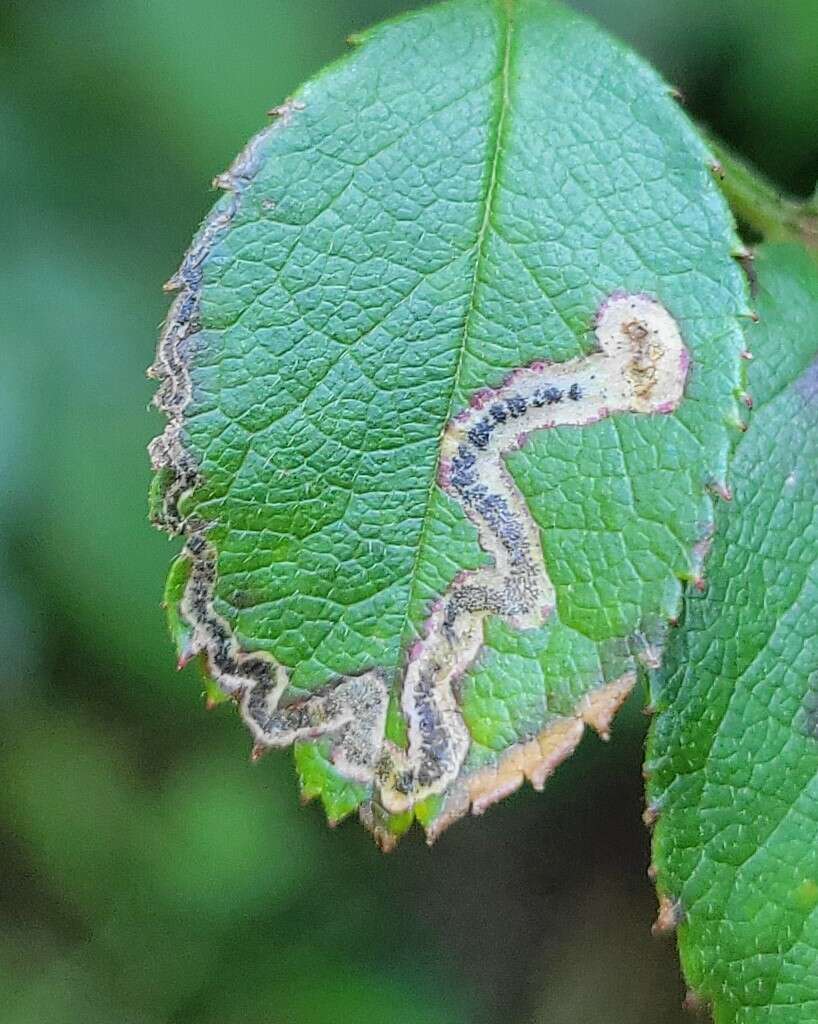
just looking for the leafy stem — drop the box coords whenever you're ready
[706,131,818,255]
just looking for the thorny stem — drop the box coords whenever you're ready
[705,131,818,256]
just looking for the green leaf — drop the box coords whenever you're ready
[150,0,749,844]
[646,243,818,1021]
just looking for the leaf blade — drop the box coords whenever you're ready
[151,0,748,841]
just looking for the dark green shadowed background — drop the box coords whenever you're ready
[2,2,817,1022]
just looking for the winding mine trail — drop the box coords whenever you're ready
[179,293,689,816]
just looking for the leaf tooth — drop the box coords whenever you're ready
[737,308,760,323]
[212,172,234,191]
[651,895,684,937]
[579,674,635,741]
[682,990,709,1016]
[266,98,306,119]
[724,413,749,433]
[642,801,662,828]
[358,801,408,852]
[636,643,662,671]
[176,639,199,671]
[368,822,398,854]
[423,789,469,846]
[732,246,759,296]
[707,479,733,502]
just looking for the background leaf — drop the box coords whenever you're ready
[647,243,818,1022]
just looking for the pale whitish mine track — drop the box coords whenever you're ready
[153,284,689,821]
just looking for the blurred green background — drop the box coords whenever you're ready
[2,2,816,1022]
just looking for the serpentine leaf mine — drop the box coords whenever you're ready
[163,295,688,818]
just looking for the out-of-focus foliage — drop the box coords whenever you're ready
[1,2,816,1023]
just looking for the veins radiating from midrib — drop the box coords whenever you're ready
[394,2,515,664]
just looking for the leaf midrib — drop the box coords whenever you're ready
[395,0,515,662]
